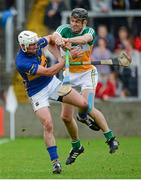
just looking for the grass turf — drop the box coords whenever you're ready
[0,137,141,179]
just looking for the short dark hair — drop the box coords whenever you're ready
[71,8,88,21]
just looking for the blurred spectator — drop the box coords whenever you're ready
[134,28,141,52]
[90,0,110,12]
[96,72,117,100]
[91,37,112,75]
[118,39,140,97]
[44,0,67,33]
[111,0,130,9]
[91,37,119,100]
[114,26,130,53]
[70,0,91,10]
[130,0,141,36]
[129,0,141,9]
[110,0,130,36]
[5,0,15,9]
[0,0,15,10]
[95,25,115,51]
[91,0,111,31]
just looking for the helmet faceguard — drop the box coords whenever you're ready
[71,8,88,21]
[18,30,39,52]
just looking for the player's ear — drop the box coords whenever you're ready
[83,20,87,26]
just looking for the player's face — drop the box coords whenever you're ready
[27,43,38,54]
[70,17,84,33]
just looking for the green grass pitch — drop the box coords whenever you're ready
[0,137,141,179]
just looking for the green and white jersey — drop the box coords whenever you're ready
[55,24,96,73]
[56,24,95,45]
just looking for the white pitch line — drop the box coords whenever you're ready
[0,139,10,145]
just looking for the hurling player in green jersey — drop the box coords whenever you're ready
[53,8,119,165]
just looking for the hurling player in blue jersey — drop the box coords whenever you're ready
[16,30,89,174]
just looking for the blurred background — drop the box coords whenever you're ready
[0,0,141,140]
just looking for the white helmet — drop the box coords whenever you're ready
[18,30,39,52]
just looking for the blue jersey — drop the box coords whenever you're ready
[16,38,53,97]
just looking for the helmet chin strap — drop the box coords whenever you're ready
[23,47,27,52]
[21,45,27,52]
[21,44,38,53]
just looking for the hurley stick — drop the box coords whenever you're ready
[70,52,132,67]
[58,49,72,96]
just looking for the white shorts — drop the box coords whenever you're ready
[68,69,98,92]
[29,76,62,112]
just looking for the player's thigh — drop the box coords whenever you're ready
[62,88,88,109]
[35,107,53,126]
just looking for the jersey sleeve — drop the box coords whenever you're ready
[17,59,38,75]
[37,38,48,48]
[55,24,69,36]
[87,28,96,42]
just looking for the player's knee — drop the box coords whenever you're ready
[43,120,53,133]
[82,99,88,109]
[61,113,72,123]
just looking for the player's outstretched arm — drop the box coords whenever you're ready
[52,32,72,50]
[52,32,64,47]
[43,34,64,63]
[63,34,93,45]
[36,58,65,76]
